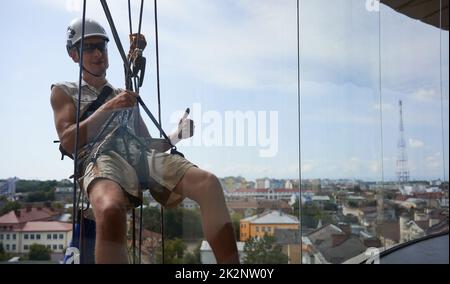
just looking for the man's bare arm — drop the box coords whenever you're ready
[50,86,137,154]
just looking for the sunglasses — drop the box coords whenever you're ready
[80,42,108,53]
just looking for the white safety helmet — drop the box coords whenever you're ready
[66,18,109,54]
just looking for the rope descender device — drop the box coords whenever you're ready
[127,33,147,89]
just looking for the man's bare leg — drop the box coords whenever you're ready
[174,167,239,264]
[89,178,129,264]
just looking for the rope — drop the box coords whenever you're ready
[127,0,138,264]
[296,0,302,264]
[72,0,87,256]
[100,0,132,76]
[128,0,146,264]
[439,0,446,183]
[154,0,165,263]
[128,0,133,35]
[154,0,162,133]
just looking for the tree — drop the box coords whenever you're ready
[0,243,7,261]
[243,235,288,264]
[231,212,243,240]
[28,244,51,261]
[143,206,203,239]
[163,208,203,239]
[347,200,358,208]
[294,202,333,228]
[16,180,58,193]
[342,214,359,224]
[0,201,21,216]
[180,209,203,240]
[156,238,187,264]
[183,242,201,264]
[142,206,162,233]
[25,190,55,202]
[323,202,338,211]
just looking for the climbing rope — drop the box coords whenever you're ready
[72,0,87,262]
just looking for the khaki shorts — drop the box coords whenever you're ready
[80,150,196,208]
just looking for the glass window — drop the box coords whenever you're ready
[300,0,382,264]
[0,0,446,266]
[155,0,298,264]
[380,0,447,248]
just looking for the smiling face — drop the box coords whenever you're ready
[69,36,109,77]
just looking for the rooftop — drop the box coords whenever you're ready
[0,207,59,224]
[20,221,72,232]
[241,210,299,224]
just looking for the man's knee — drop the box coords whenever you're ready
[203,171,221,189]
[96,202,127,222]
[89,179,127,223]
[197,171,225,202]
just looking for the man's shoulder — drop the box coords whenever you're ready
[51,81,78,92]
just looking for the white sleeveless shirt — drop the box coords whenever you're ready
[52,80,146,169]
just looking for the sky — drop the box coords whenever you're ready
[0,0,448,182]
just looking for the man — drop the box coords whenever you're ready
[51,18,239,264]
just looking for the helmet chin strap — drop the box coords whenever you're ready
[83,66,105,78]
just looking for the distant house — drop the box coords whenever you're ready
[378,210,448,248]
[0,206,60,230]
[273,228,301,264]
[305,224,368,264]
[378,221,401,248]
[180,198,199,210]
[239,210,299,242]
[0,206,70,256]
[54,187,73,202]
[227,198,292,217]
[0,221,72,255]
[200,240,245,264]
[226,188,299,201]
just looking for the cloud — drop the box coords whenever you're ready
[372,103,394,111]
[425,152,442,169]
[301,163,314,173]
[369,161,381,173]
[205,161,300,180]
[65,0,80,13]
[37,0,443,95]
[156,0,298,91]
[413,88,439,102]
[409,138,424,148]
